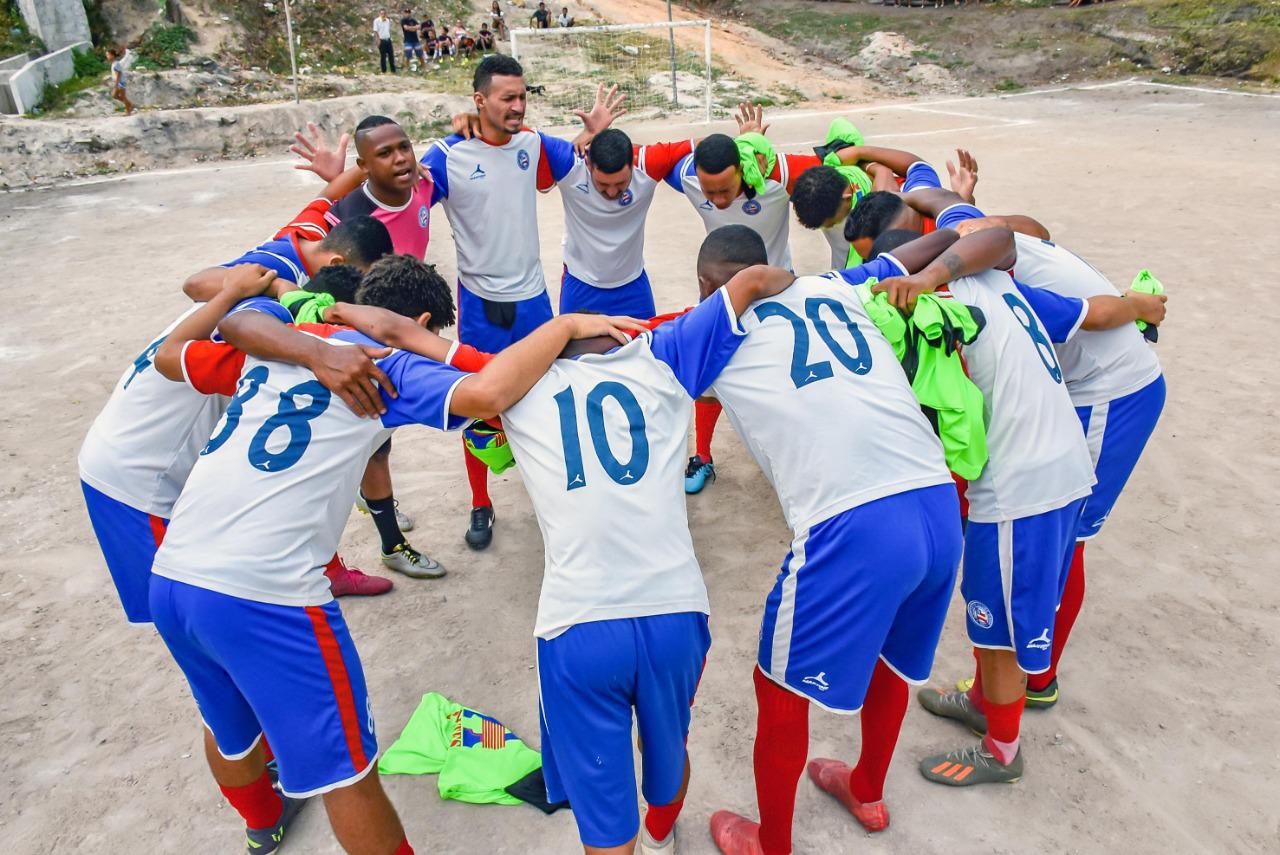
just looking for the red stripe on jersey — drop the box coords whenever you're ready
[306,607,370,773]
[182,341,247,396]
[643,307,693,330]
[149,514,168,547]
[779,154,821,196]
[296,322,348,339]
[449,343,493,372]
[273,198,334,242]
[536,141,555,192]
[639,140,693,181]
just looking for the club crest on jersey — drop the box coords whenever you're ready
[517,149,530,170]
[742,199,762,215]
[470,164,487,181]
[618,189,634,207]
[966,600,993,629]
[418,205,429,228]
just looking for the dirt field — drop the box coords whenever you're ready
[1,79,1278,853]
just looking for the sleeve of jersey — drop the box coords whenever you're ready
[421,137,457,204]
[902,161,943,192]
[447,342,494,373]
[219,248,306,286]
[648,286,747,398]
[221,296,293,326]
[836,255,908,287]
[180,341,246,396]
[273,198,333,241]
[663,154,694,193]
[1015,281,1087,344]
[379,351,472,431]
[935,203,986,231]
[780,154,822,195]
[640,140,694,181]
[295,322,347,339]
[538,132,577,190]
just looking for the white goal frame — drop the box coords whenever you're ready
[510,20,713,122]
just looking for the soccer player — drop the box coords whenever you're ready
[555,127,693,317]
[695,225,1014,854]
[148,257,637,855]
[422,54,624,549]
[663,103,822,494]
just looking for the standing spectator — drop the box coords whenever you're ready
[401,7,424,70]
[531,2,551,29]
[490,1,507,38]
[557,6,575,27]
[477,21,496,53]
[105,47,134,116]
[373,9,397,73]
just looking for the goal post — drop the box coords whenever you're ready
[510,20,713,123]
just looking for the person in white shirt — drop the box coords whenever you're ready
[557,6,574,27]
[373,10,397,73]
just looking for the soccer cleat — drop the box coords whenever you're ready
[354,493,415,532]
[325,559,394,597]
[920,742,1023,787]
[465,505,495,550]
[381,543,445,579]
[918,688,988,734]
[683,456,715,494]
[639,822,677,854]
[245,794,306,853]
[954,675,1060,709]
[807,758,890,833]
[709,811,765,855]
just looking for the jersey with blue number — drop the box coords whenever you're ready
[153,331,469,607]
[500,286,746,640]
[710,263,953,535]
[944,270,1096,523]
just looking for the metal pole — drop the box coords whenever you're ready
[704,20,711,123]
[283,0,300,104]
[667,0,678,108]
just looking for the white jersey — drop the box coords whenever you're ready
[666,152,821,272]
[1012,233,1162,406]
[78,305,228,518]
[710,266,954,534]
[153,331,468,606]
[943,269,1096,523]
[502,287,745,639]
[558,141,691,288]
[422,129,576,302]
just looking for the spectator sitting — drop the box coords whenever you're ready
[490,1,507,38]
[531,2,551,29]
[435,29,456,62]
[454,21,477,59]
[557,6,575,27]
[477,22,497,53]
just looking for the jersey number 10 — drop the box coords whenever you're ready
[553,381,649,491]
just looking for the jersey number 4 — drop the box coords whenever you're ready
[201,365,332,471]
[553,381,649,491]
[754,296,873,388]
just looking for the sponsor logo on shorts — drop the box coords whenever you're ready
[618,189,634,207]
[1026,628,1052,651]
[967,600,994,629]
[517,149,530,170]
[470,164,487,181]
[418,205,429,228]
[742,199,762,215]
[802,672,830,692]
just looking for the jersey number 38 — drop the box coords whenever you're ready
[201,365,332,472]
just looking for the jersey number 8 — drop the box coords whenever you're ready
[201,365,332,471]
[1001,292,1063,383]
[754,296,873,389]
[553,381,649,491]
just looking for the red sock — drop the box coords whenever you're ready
[644,797,684,843]
[753,667,809,855]
[1029,542,1085,692]
[848,660,908,804]
[463,437,491,508]
[219,770,282,830]
[393,838,414,855]
[967,648,985,713]
[694,400,721,462]
[982,695,1025,766]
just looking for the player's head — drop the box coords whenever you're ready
[844,191,922,261]
[356,255,456,332]
[302,263,363,304]
[696,224,768,299]
[106,46,119,61]
[693,134,743,210]
[354,115,416,195]
[791,165,856,230]
[317,215,394,271]
[473,54,525,134]
[868,228,924,261]
[586,129,633,200]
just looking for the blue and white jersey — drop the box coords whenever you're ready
[422,129,575,301]
[221,233,312,287]
[710,259,953,534]
[943,270,1096,523]
[501,287,746,640]
[154,330,469,607]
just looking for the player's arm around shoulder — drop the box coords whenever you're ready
[155,265,278,383]
[718,265,798,317]
[871,227,1016,311]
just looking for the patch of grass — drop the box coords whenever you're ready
[1,0,42,57]
[913,49,941,61]
[134,23,196,69]
[995,78,1025,91]
[27,47,108,116]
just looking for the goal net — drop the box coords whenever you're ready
[510,20,713,123]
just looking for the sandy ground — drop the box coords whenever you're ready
[1,79,1278,853]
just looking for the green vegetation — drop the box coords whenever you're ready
[1,0,42,58]
[134,22,196,69]
[27,47,108,116]
[995,78,1025,91]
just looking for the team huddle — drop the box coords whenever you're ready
[78,54,1169,855]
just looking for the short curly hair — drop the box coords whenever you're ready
[790,166,849,229]
[844,191,908,244]
[355,255,456,331]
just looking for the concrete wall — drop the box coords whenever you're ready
[0,54,33,72]
[16,0,92,52]
[0,41,89,114]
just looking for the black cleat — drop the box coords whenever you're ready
[245,794,306,853]
[465,505,495,550]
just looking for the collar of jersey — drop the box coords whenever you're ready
[361,180,415,213]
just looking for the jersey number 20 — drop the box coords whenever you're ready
[201,365,332,471]
[553,381,649,491]
[754,296,873,388]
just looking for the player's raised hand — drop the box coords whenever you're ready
[291,122,351,183]
[221,263,277,300]
[871,273,935,313]
[947,149,979,203]
[735,102,770,136]
[451,111,482,140]
[311,343,397,419]
[574,84,628,135]
[1124,289,1168,326]
[563,313,649,345]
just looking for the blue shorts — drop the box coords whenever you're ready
[537,613,710,848]
[1076,375,1165,540]
[962,498,1086,674]
[457,284,554,353]
[81,481,166,623]
[150,576,378,798]
[758,483,963,713]
[559,267,657,318]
